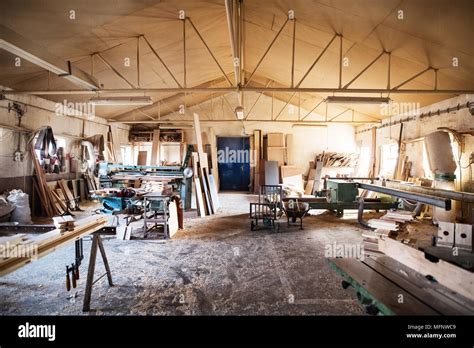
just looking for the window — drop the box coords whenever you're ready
[380,143,399,178]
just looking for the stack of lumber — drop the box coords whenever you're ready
[383,210,414,223]
[192,113,220,217]
[316,151,359,168]
[52,215,75,232]
[84,169,99,194]
[368,210,414,231]
[362,229,390,256]
[141,181,165,193]
[368,218,399,231]
[30,145,62,217]
[0,215,108,276]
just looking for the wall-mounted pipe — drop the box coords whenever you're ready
[357,182,451,210]
[384,180,474,203]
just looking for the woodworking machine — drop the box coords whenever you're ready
[283,179,399,218]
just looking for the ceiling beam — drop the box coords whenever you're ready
[3,87,471,95]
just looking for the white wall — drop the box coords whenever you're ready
[356,94,474,220]
[184,121,356,171]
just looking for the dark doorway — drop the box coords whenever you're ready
[217,137,251,191]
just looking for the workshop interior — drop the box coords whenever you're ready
[0,0,473,336]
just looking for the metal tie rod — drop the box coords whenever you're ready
[357,183,451,210]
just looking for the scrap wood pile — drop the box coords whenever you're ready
[316,152,359,168]
[32,164,79,217]
[0,215,108,276]
[364,210,414,255]
[83,169,99,194]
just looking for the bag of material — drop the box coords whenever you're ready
[7,189,32,224]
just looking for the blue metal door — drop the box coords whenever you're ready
[217,137,250,191]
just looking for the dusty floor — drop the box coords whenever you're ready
[0,192,373,315]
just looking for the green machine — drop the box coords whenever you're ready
[283,179,399,218]
[326,180,360,204]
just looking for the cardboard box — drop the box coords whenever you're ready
[267,133,285,147]
[267,147,285,166]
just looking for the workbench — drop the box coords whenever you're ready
[0,215,115,312]
[328,256,474,315]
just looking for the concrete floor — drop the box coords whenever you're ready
[0,192,368,315]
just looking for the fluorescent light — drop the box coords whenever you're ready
[292,123,328,128]
[325,96,391,104]
[90,96,153,106]
[235,106,244,120]
[0,38,98,91]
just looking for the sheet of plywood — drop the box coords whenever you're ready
[267,133,285,147]
[304,180,314,195]
[168,200,179,238]
[265,161,279,185]
[208,174,220,211]
[193,113,204,153]
[286,134,294,165]
[379,237,474,301]
[282,174,304,191]
[194,178,206,217]
[280,165,303,179]
[191,152,199,178]
[267,148,285,166]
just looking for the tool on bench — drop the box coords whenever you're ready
[65,239,83,291]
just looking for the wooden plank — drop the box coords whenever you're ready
[191,179,197,210]
[71,180,78,201]
[366,256,474,315]
[253,130,261,193]
[304,180,314,195]
[200,168,213,214]
[150,129,160,165]
[191,152,199,178]
[379,237,474,301]
[313,160,323,194]
[58,179,76,209]
[175,196,184,229]
[330,258,438,315]
[208,174,220,211]
[193,113,204,153]
[286,134,294,165]
[168,200,179,238]
[209,127,219,190]
[0,216,108,276]
[194,178,206,217]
